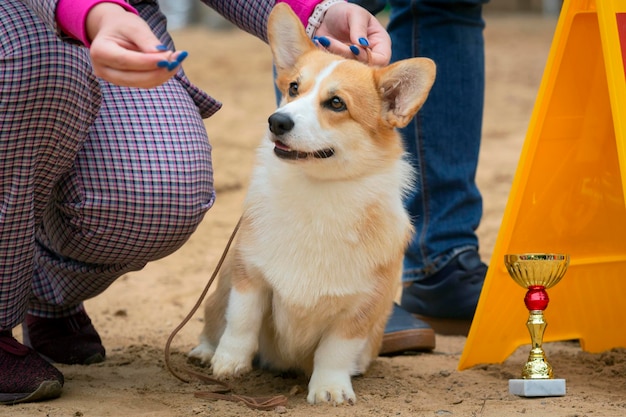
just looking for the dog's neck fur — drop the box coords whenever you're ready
[240,148,412,304]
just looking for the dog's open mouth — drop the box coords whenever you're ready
[273,141,335,160]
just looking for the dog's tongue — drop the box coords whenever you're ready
[274,141,291,151]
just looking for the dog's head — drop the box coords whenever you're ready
[266,3,435,181]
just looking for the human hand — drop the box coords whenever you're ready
[85,3,187,88]
[315,2,391,66]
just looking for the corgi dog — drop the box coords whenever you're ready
[188,3,435,406]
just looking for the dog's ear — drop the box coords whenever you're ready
[376,58,436,128]
[268,3,317,72]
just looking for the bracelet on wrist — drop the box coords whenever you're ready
[305,0,346,38]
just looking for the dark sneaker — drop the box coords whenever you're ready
[0,331,64,405]
[23,310,105,365]
[401,249,487,335]
[380,304,435,355]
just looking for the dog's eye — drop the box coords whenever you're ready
[325,96,346,112]
[288,82,299,97]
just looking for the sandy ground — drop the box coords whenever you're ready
[5,10,626,417]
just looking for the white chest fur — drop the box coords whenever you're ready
[240,142,413,307]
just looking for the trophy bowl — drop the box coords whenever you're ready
[505,253,569,290]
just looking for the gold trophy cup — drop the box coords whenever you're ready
[504,253,569,397]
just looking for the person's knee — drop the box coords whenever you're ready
[43,176,215,264]
[93,181,214,254]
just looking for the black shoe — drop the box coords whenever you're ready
[401,249,487,335]
[0,331,64,405]
[380,304,435,355]
[23,310,106,365]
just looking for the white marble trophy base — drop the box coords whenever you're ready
[509,379,566,397]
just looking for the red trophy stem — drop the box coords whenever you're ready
[524,285,549,311]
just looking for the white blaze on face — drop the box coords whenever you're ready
[275,61,342,153]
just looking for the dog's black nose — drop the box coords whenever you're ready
[268,113,294,135]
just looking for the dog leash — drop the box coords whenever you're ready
[163,216,289,411]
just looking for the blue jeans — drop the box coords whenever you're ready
[352,0,488,282]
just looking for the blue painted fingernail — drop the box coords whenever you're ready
[157,60,169,68]
[358,37,369,47]
[175,50,188,63]
[349,45,360,55]
[156,44,169,51]
[317,36,331,48]
[167,62,179,71]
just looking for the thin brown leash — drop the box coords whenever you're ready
[162,216,288,411]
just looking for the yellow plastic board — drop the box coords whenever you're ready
[459,0,626,371]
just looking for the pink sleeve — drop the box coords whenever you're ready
[274,0,321,28]
[56,0,138,47]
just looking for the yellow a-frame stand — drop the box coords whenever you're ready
[459,0,626,370]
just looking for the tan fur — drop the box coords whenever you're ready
[188,3,435,405]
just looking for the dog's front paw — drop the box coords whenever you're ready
[210,349,253,379]
[188,341,215,365]
[307,370,356,405]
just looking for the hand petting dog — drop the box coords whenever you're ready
[315,1,391,66]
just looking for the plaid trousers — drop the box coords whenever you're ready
[0,0,272,329]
